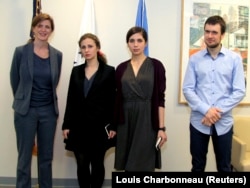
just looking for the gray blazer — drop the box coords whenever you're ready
[10,42,62,115]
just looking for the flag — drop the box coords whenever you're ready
[135,0,149,56]
[74,0,96,66]
[30,0,42,38]
[33,0,42,18]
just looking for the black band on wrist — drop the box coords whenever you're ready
[158,127,166,132]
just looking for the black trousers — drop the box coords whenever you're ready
[74,147,106,188]
[190,123,232,172]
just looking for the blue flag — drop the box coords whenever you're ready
[135,0,149,56]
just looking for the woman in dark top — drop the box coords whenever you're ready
[114,26,167,171]
[62,33,116,188]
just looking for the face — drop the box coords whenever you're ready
[127,33,147,55]
[32,20,52,42]
[80,38,99,60]
[204,23,224,48]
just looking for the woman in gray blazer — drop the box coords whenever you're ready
[10,13,62,188]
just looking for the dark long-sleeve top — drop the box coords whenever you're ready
[62,61,116,151]
[114,57,166,130]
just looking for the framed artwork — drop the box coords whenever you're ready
[179,0,250,105]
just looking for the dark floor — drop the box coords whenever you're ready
[0,186,111,188]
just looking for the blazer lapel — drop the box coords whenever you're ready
[27,43,34,80]
[49,45,58,88]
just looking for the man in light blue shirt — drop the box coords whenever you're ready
[182,15,245,172]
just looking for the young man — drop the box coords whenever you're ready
[182,15,246,172]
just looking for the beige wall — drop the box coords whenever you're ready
[1,0,249,181]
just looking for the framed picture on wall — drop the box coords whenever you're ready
[179,0,250,105]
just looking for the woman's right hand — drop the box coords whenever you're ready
[108,130,116,139]
[63,129,70,139]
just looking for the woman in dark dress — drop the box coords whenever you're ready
[62,33,116,188]
[114,26,167,171]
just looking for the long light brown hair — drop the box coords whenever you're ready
[78,33,107,64]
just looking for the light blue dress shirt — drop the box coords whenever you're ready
[182,46,246,135]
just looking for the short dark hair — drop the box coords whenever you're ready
[126,26,148,43]
[204,15,226,34]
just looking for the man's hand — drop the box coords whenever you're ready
[201,107,222,126]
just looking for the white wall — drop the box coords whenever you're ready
[1,0,250,181]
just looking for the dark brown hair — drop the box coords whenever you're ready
[204,15,226,34]
[126,26,148,43]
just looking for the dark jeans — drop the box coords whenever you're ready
[14,104,57,188]
[190,123,232,172]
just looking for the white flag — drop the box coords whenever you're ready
[74,0,96,66]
